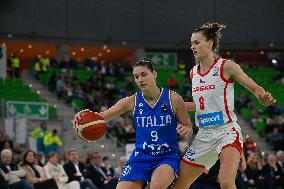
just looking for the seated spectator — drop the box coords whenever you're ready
[262,154,284,189]
[0,171,9,189]
[63,149,97,189]
[0,149,33,189]
[245,153,266,189]
[85,152,117,189]
[44,152,80,189]
[21,150,58,189]
[114,156,127,178]
[101,156,114,177]
[276,150,284,172]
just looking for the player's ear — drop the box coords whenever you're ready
[153,71,158,78]
[208,40,213,48]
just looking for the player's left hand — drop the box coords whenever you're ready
[176,124,193,136]
[258,91,276,106]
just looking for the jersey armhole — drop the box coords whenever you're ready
[168,90,176,116]
[189,68,194,80]
[132,92,137,116]
[220,60,234,83]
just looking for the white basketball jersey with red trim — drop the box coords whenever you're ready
[190,56,237,128]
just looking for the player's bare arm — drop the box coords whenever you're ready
[185,102,196,112]
[223,60,276,106]
[100,95,135,122]
[171,91,193,136]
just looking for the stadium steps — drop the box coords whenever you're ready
[236,113,273,153]
[22,71,125,166]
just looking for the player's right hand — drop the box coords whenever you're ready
[72,109,91,128]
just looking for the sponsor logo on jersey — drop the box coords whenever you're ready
[197,111,224,127]
[139,103,144,107]
[192,84,215,93]
[142,142,171,155]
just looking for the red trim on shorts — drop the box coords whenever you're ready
[182,159,205,168]
[220,60,234,83]
[221,127,243,155]
[197,56,221,77]
[224,82,232,122]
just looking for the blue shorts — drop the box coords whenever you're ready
[119,150,180,182]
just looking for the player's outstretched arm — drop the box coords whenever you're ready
[100,95,134,122]
[171,91,193,136]
[223,60,276,106]
[185,101,196,112]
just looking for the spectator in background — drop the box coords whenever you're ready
[276,150,284,172]
[85,152,117,189]
[0,131,13,152]
[44,152,80,189]
[63,149,97,189]
[114,156,127,178]
[36,152,46,167]
[40,56,50,73]
[101,156,115,178]
[243,136,256,155]
[262,154,284,189]
[21,150,58,189]
[245,153,265,189]
[56,74,66,100]
[0,171,9,189]
[10,52,21,78]
[31,121,50,154]
[167,73,179,90]
[0,149,33,189]
[43,129,63,155]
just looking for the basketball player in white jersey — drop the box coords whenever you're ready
[173,22,276,189]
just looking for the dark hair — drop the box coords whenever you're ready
[194,22,226,52]
[133,58,155,72]
[47,152,57,160]
[22,149,36,165]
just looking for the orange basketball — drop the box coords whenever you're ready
[75,111,107,142]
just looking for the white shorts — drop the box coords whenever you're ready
[182,122,243,170]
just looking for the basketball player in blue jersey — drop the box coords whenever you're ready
[73,58,193,189]
[173,22,276,189]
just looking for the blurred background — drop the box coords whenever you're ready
[0,0,283,189]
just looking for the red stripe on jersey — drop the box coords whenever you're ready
[220,127,243,155]
[197,56,221,77]
[224,82,232,122]
[220,60,234,83]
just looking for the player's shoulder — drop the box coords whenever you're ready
[169,90,183,103]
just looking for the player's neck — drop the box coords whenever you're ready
[199,53,216,72]
[143,86,161,102]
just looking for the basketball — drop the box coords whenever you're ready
[75,111,107,142]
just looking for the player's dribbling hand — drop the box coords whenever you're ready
[72,109,92,128]
[176,123,193,137]
[258,91,276,106]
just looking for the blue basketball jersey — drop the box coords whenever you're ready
[133,88,178,156]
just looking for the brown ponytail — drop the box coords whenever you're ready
[194,22,226,52]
